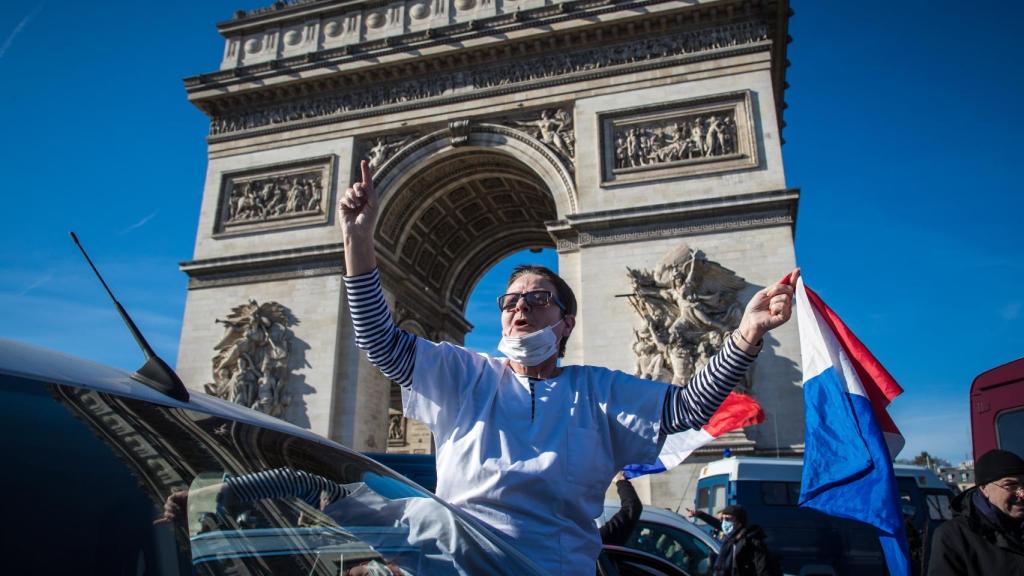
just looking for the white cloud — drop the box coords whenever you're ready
[16,272,53,296]
[0,3,43,61]
[119,210,159,235]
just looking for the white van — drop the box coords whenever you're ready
[695,457,954,576]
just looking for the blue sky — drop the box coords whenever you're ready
[1,1,1019,464]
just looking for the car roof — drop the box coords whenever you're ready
[0,338,357,456]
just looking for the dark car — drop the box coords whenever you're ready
[598,503,720,576]
[0,338,550,576]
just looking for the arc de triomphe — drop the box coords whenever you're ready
[177,0,800,509]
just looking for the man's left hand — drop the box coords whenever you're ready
[736,268,800,347]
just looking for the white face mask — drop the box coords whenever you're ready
[498,320,563,367]
[720,520,735,535]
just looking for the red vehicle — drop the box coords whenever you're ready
[970,356,1024,460]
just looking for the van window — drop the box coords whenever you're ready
[996,407,1024,457]
[712,485,726,514]
[697,488,710,509]
[925,492,953,520]
[761,482,801,506]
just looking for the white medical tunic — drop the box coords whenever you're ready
[403,339,668,576]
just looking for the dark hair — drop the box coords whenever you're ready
[506,264,577,357]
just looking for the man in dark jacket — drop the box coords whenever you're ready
[600,472,643,546]
[688,504,778,576]
[928,449,1024,575]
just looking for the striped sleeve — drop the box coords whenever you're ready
[344,268,417,388]
[660,335,758,435]
[223,468,350,507]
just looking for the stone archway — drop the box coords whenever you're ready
[372,133,568,454]
[373,125,572,332]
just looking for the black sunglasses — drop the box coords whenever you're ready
[497,290,565,312]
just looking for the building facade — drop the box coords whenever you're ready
[177,0,799,509]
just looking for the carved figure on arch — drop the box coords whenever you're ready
[612,111,739,170]
[225,173,323,224]
[626,244,747,387]
[366,138,400,171]
[361,133,418,173]
[388,409,408,446]
[205,300,294,418]
[511,108,576,164]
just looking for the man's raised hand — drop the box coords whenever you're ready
[340,160,381,276]
[735,267,800,349]
[339,160,378,239]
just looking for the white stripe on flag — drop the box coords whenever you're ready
[796,278,868,398]
[657,428,715,469]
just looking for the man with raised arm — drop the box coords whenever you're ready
[339,160,798,576]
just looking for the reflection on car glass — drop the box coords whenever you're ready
[628,522,713,576]
[36,383,541,575]
[176,467,516,575]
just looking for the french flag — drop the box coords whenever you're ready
[623,392,764,479]
[794,276,909,576]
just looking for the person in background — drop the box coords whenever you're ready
[927,449,1024,575]
[688,505,778,576]
[600,472,643,546]
[902,501,923,576]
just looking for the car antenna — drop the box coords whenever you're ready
[70,231,190,402]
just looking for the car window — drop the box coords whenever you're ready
[2,376,190,575]
[924,492,953,520]
[3,377,544,576]
[996,407,1024,457]
[626,520,714,576]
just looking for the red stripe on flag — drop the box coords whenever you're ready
[780,272,902,438]
[703,392,765,438]
[801,285,904,438]
[802,286,903,403]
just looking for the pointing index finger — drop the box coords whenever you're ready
[360,160,373,190]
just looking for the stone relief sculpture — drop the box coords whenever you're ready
[205,300,293,418]
[626,244,747,388]
[226,173,323,224]
[388,408,407,446]
[364,134,417,171]
[509,109,575,165]
[614,112,738,170]
[209,22,768,135]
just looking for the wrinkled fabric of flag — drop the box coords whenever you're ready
[795,275,909,576]
[624,391,764,479]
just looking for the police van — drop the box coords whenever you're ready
[694,457,954,576]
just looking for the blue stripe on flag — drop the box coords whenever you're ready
[800,366,908,576]
[622,460,666,480]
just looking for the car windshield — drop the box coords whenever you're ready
[2,375,545,576]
